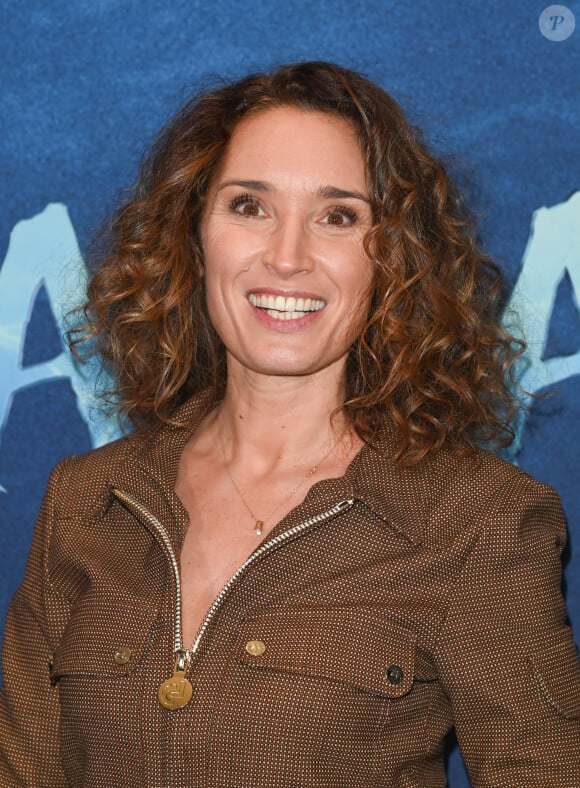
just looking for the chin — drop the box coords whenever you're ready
[249,360,318,377]
[241,350,345,379]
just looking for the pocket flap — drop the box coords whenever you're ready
[51,595,158,680]
[530,628,580,719]
[235,607,416,698]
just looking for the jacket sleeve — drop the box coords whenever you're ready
[0,459,73,787]
[435,473,580,787]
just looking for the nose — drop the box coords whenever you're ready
[262,215,313,277]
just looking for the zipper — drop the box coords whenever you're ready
[112,488,185,654]
[112,488,354,660]
[190,496,354,653]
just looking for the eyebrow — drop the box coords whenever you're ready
[217,179,269,193]
[217,179,370,203]
[317,185,370,204]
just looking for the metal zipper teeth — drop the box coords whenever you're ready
[190,497,355,654]
[111,488,184,654]
[112,488,354,657]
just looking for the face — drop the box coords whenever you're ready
[200,106,374,383]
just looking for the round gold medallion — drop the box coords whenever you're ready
[158,674,193,710]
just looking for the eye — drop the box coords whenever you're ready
[322,206,358,227]
[230,194,264,218]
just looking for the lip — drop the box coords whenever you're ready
[246,287,327,301]
[249,304,324,332]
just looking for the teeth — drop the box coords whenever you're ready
[265,309,310,320]
[248,293,325,316]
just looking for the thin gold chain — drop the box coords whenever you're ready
[217,429,337,536]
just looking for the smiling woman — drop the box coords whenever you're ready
[70,61,522,460]
[1,62,579,787]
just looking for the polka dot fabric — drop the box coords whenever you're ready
[1,393,579,786]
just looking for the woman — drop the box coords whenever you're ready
[1,61,578,786]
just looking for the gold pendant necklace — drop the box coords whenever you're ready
[218,429,337,536]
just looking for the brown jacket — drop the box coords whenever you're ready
[1,393,579,786]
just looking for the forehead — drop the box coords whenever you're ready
[217,106,367,188]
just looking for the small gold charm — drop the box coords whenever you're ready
[158,656,193,710]
[254,520,264,535]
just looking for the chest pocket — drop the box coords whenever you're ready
[234,607,417,698]
[50,594,159,682]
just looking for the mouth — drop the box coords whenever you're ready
[248,292,326,321]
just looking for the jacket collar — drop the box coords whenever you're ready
[110,391,216,545]
[110,391,437,547]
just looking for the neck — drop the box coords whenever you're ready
[211,358,353,472]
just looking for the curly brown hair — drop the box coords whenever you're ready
[70,60,523,463]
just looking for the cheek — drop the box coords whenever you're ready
[204,277,235,331]
[336,259,374,341]
[201,257,229,337]
[201,234,238,299]
[349,289,373,339]
[204,218,261,259]
[346,251,374,310]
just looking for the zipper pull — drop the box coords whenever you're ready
[158,650,193,710]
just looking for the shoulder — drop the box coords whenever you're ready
[424,444,560,508]
[428,447,565,549]
[46,391,214,520]
[66,429,148,475]
[47,429,152,518]
[366,443,564,549]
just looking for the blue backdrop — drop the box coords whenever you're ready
[1,2,579,784]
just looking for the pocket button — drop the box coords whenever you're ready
[245,640,267,656]
[114,646,132,665]
[386,664,404,685]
